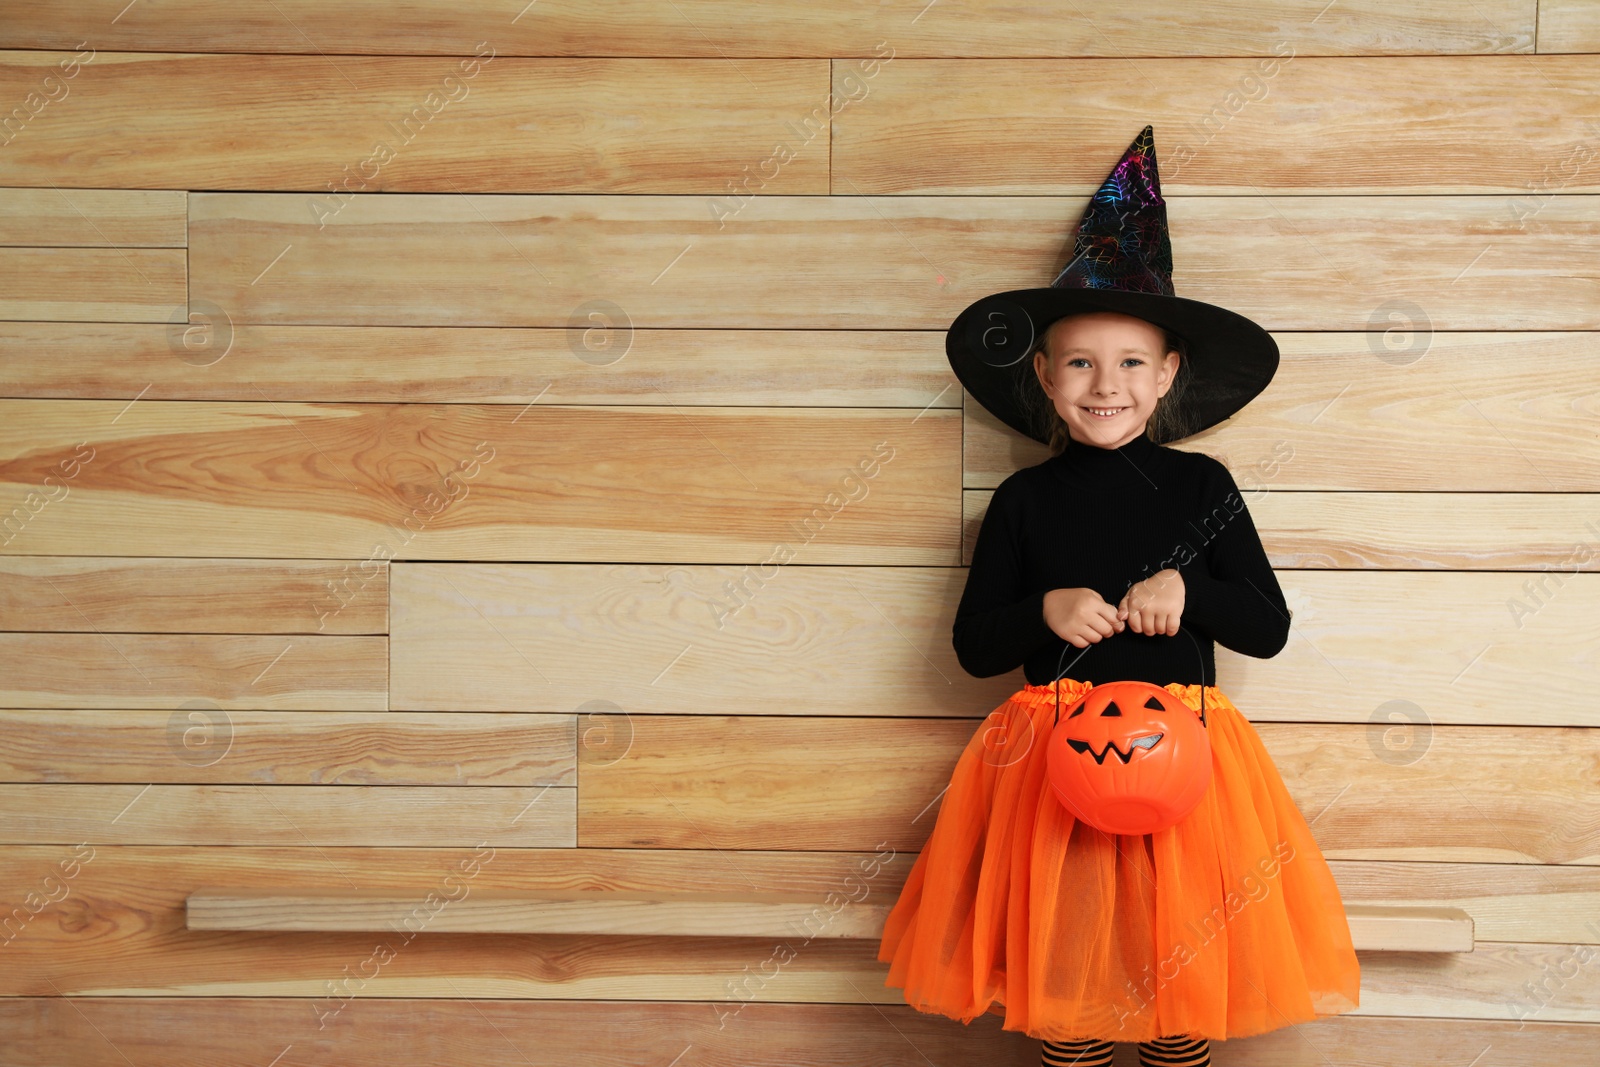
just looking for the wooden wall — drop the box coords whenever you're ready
[2,2,1599,1063]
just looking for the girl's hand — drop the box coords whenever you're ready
[1043,587,1126,649]
[1117,568,1185,636]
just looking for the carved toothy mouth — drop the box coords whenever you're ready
[1066,733,1163,765]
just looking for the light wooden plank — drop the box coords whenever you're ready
[1357,942,1600,1024]
[833,56,1600,194]
[0,711,575,785]
[0,844,912,999]
[961,331,1600,492]
[1257,721,1600,866]
[0,323,958,406]
[0,785,574,845]
[578,714,1600,862]
[1539,0,1600,52]
[0,1,1538,57]
[5,1002,1598,1067]
[1330,860,1600,945]
[1244,570,1600,728]
[189,193,1600,330]
[1196,491,1600,570]
[0,51,828,193]
[391,562,999,714]
[579,714,962,852]
[391,563,1600,727]
[0,557,387,634]
[0,401,956,561]
[0,247,185,321]
[185,888,895,939]
[964,489,1600,570]
[0,998,1048,1067]
[5,846,1596,1027]
[184,888,1470,951]
[0,633,387,710]
[0,188,186,246]
[1344,904,1473,952]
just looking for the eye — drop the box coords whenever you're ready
[1065,357,1145,368]
[1067,701,1085,719]
[1144,696,1166,711]
[1099,700,1122,717]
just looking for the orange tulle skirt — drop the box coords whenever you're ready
[877,677,1360,1043]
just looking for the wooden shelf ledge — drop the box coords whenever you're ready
[185,890,1473,951]
[1343,903,1474,952]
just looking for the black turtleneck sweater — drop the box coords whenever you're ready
[953,429,1291,687]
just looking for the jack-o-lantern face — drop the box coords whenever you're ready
[1061,687,1203,763]
[1047,680,1211,836]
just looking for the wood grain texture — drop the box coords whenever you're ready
[3,1004,1600,1067]
[1,847,1594,1022]
[832,56,1600,194]
[1357,942,1600,1024]
[0,188,186,246]
[0,52,829,193]
[1330,860,1600,945]
[389,563,1600,727]
[0,0,1537,56]
[0,998,1040,1067]
[576,713,1600,862]
[0,633,388,710]
[390,562,995,714]
[0,711,575,785]
[3,1003,1597,1067]
[0,557,387,634]
[1343,904,1473,952]
[183,888,1470,951]
[577,714,969,851]
[0,785,574,845]
[0,401,952,561]
[1538,0,1600,52]
[964,489,1600,571]
[0,247,185,321]
[188,193,1600,330]
[0,323,956,406]
[185,887,897,938]
[0,844,912,1000]
[960,332,1600,492]
[1245,570,1600,728]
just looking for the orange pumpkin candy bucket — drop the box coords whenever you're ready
[1046,678,1211,835]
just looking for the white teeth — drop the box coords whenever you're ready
[1085,407,1124,416]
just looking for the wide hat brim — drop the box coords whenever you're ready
[946,286,1279,446]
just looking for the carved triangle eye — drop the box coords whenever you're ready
[1144,696,1166,711]
[1067,701,1085,719]
[1100,700,1121,717]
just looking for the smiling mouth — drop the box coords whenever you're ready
[1066,733,1163,764]
[1082,406,1127,419]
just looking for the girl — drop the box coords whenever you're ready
[876,126,1361,1066]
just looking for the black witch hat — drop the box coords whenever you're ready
[945,125,1279,446]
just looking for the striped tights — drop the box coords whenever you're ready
[1042,1033,1210,1066]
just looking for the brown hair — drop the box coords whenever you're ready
[1026,316,1194,453]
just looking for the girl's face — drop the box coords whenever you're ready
[1031,311,1180,449]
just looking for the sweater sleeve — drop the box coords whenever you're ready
[952,479,1059,679]
[1174,459,1292,659]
